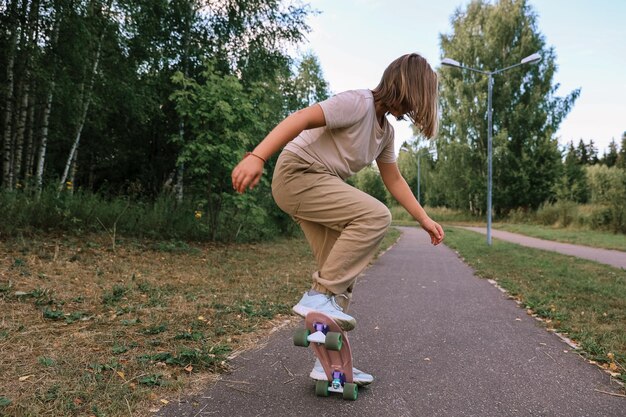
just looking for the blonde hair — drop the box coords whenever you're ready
[372,53,439,138]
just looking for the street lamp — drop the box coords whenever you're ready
[441,52,541,245]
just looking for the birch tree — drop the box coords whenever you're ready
[58,0,112,193]
[35,1,61,195]
[1,0,20,189]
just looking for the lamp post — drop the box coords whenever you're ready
[441,52,541,245]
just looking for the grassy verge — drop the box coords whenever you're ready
[0,228,400,416]
[494,223,626,252]
[444,227,626,387]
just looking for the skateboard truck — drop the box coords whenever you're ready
[331,370,345,390]
[306,322,330,344]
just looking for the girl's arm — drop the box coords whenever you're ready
[377,161,444,245]
[231,104,326,194]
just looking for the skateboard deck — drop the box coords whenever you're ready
[293,311,358,401]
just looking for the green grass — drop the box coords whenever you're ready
[445,227,626,383]
[494,223,626,252]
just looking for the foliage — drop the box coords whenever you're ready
[585,164,626,233]
[553,141,589,203]
[437,0,579,214]
[346,164,388,205]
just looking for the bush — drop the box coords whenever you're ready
[586,165,626,232]
[536,201,578,227]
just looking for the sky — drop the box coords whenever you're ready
[297,0,626,155]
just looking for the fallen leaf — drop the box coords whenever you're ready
[160,399,169,404]
[184,365,193,373]
[116,371,126,380]
[18,375,33,382]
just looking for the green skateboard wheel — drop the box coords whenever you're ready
[293,328,310,347]
[343,382,358,401]
[325,332,342,351]
[315,380,330,397]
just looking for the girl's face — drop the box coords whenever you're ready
[388,104,407,121]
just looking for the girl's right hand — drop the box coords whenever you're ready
[231,154,264,194]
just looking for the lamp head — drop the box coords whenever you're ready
[441,58,461,68]
[521,53,541,65]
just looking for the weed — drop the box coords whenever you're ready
[174,331,205,341]
[38,356,56,367]
[102,285,129,305]
[42,308,64,320]
[138,374,165,386]
[141,324,168,335]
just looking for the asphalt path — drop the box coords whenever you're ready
[460,226,626,270]
[158,227,624,417]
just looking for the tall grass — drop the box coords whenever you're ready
[508,202,625,233]
[0,188,283,242]
[391,205,480,224]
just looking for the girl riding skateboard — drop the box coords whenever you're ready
[231,53,445,384]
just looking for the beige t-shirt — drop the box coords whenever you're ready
[284,89,396,180]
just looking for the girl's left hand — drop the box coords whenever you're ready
[420,217,445,245]
[231,154,264,194]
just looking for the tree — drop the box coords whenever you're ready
[601,138,619,167]
[287,51,330,110]
[554,141,588,203]
[617,132,626,170]
[437,0,579,214]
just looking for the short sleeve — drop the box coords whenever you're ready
[318,90,368,130]
[376,128,396,164]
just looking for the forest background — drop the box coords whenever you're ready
[1,0,625,242]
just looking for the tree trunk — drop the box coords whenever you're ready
[24,82,36,184]
[13,0,41,188]
[69,148,78,194]
[1,1,20,189]
[175,121,185,203]
[13,80,30,188]
[58,0,112,193]
[36,3,62,196]
[175,161,184,203]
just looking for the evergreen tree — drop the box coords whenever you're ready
[617,132,626,170]
[602,138,619,167]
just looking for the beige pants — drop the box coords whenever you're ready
[272,151,391,308]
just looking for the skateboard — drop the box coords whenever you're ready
[293,311,358,401]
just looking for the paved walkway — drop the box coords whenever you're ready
[460,226,626,270]
[158,227,624,417]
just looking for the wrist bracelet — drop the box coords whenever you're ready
[245,152,267,163]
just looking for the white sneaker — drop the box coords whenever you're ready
[292,292,356,331]
[309,358,374,386]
